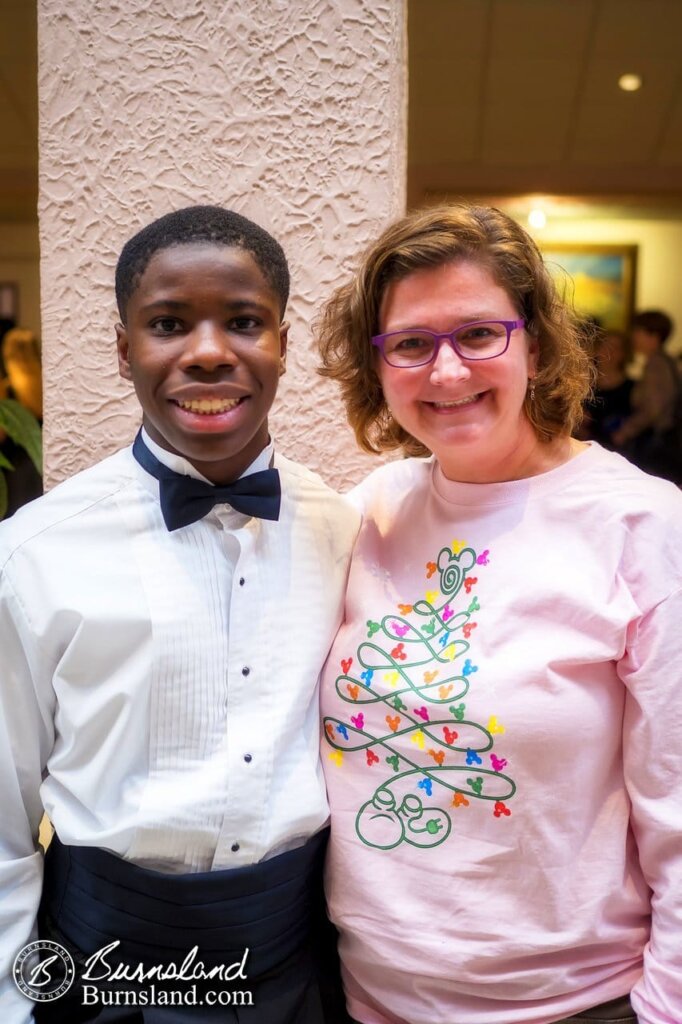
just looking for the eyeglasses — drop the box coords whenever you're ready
[371,318,526,368]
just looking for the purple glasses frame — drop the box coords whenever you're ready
[371,318,526,367]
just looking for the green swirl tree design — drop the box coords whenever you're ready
[324,542,516,849]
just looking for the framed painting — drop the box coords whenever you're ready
[540,244,637,332]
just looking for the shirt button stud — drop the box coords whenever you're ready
[231,842,240,853]
[239,577,245,586]
[242,666,250,677]
[244,753,252,763]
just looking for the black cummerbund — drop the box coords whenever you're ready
[41,829,328,977]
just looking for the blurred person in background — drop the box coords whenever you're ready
[612,310,681,483]
[0,323,43,516]
[580,328,633,449]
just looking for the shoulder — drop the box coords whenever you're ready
[645,350,678,383]
[574,444,682,607]
[349,456,433,516]
[580,443,682,519]
[275,451,347,501]
[274,452,361,529]
[0,447,136,571]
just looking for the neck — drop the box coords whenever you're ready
[439,434,581,485]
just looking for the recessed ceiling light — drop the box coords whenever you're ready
[528,208,546,229]
[618,73,642,92]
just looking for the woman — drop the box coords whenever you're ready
[316,205,682,1024]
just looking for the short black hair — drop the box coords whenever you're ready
[115,205,290,322]
[631,309,674,344]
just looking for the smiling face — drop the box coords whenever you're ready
[376,259,545,483]
[116,243,287,483]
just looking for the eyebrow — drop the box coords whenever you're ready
[139,298,272,315]
[385,314,501,331]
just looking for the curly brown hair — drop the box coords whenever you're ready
[316,204,594,457]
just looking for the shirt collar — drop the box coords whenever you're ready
[140,426,275,484]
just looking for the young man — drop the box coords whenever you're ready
[0,206,359,1022]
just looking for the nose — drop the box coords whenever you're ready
[179,323,238,372]
[429,337,471,385]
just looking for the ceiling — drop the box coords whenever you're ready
[409,0,682,217]
[1,0,681,224]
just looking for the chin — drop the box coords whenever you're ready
[426,427,488,458]
[167,431,236,461]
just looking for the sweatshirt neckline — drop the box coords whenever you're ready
[431,441,598,507]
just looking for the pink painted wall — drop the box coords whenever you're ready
[37,0,406,491]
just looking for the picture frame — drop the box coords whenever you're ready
[0,282,19,322]
[540,244,638,332]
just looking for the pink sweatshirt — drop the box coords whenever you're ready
[321,443,682,1024]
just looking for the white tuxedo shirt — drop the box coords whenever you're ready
[0,434,359,1022]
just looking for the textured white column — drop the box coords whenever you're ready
[38,0,406,491]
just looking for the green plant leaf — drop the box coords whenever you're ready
[0,450,14,471]
[0,399,42,474]
[0,468,7,520]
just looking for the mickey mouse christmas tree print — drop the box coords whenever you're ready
[324,541,516,850]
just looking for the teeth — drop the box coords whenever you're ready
[433,395,479,408]
[177,398,241,414]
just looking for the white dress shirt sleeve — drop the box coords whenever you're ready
[0,566,53,1024]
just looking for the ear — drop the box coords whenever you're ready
[278,321,289,376]
[115,323,133,381]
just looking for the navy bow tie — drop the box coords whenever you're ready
[132,433,281,532]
